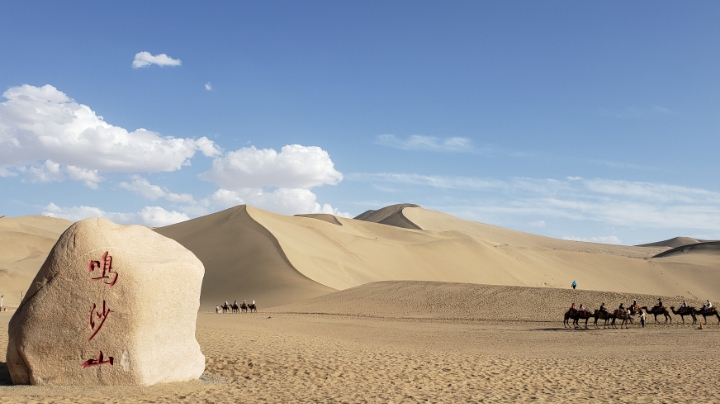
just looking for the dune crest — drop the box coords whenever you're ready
[155,205,334,310]
[354,203,421,229]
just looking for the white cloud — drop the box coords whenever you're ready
[0,166,17,177]
[119,176,195,204]
[42,203,189,227]
[26,160,64,183]
[200,144,343,190]
[528,220,546,227]
[65,166,103,189]
[132,52,182,68]
[200,188,350,217]
[0,85,220,174]
[205,82,212,91]
[376,134,475,152]
[357,172,720,232]
[563,235,623,245]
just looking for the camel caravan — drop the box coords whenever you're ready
[216,299,258,314]
[564,299,718,330]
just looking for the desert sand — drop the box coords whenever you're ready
[2,282,720,403]
[0,215,72,308]
[2,204,719,402]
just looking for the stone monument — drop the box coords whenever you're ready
[6,218,206,385]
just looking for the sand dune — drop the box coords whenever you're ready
[3,204,720,311]
[652,241,720,258]
[155,205,334,311]
[0,215,72,308]
[354,203,421,229]
[275,280,706,323]
[638,236,707,248]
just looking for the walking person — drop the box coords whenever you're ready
[639,308,646,328]
[571,280,577,290]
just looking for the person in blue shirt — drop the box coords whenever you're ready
[571,280,577,290]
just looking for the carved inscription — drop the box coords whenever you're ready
[81,251,117,368]
[81,351,114,368]
[88,300,112,341]
[86,251,117,286]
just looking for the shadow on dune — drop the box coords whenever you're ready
[0,362,12,385]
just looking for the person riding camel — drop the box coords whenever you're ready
[655,298,663,310]
[703,300,712,314]
[579,303,586,314]
[599,303,607,313]
[618,302,625,314]
[680,299,688,313]
[632,299,638,311]
[570,302,577,312]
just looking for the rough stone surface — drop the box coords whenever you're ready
[6,218,205,386]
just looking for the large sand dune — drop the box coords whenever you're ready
[2,204,719,311]
[0,215,72,308]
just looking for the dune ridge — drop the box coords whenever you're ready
[2,204,719,311]
[638,236,709,248]
[354,203,421,229]
[155,205,334,310]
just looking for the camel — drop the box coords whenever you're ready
[221,302,230,313]
[611,309,632,329]
[241,302,248,313]
[627,304,642,316]
[563,309,575,328]
[248,303,257,313]
[573,310,593,329]
[670,306,697,324]
[693,307,720,324]
[641,306,672,324]
[231,301,239,314]
[592,310,614,329]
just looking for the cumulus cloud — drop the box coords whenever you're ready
[0,85,220,178]
[205,82,212,91]
[204,188,350,217]
[42,203,189,227]
[376,134,476,153]
[200,144,343,190]
[118,176,195,204]
[132,52,182,68]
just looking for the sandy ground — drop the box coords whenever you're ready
[2,309,719,403]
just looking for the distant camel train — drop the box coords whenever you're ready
[215,300,258,314]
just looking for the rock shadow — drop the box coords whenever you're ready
[0,362,12,385]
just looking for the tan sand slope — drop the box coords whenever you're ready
[652,241,720,258]
[155,205,334,311]
[294,213,342,226]
[274,280,706,323]
[0,215,72,308]
[3,203,719,311]
[249,205,720,303]
[638,236,707,248]
[354,203,421,229]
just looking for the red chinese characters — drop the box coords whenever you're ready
[86,251,117,286]
[88,300,112,341]
[81,251,119,369]
[81,351,114,368]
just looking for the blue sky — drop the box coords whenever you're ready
[1,1,719,245]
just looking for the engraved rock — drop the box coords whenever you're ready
[6,218,205,386]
